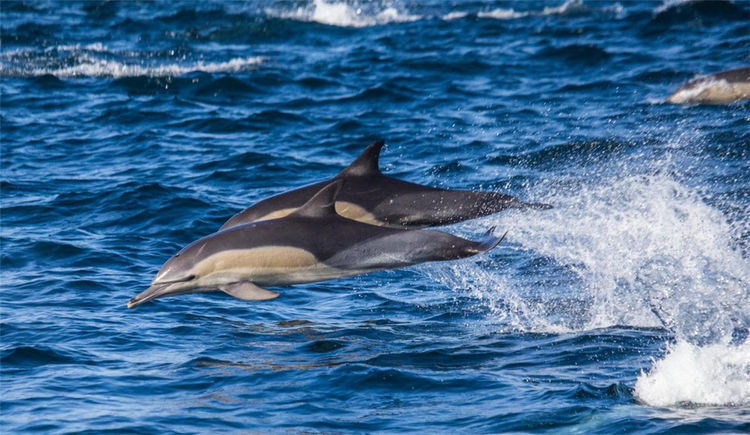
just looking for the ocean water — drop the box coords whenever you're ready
[2,0,749,432]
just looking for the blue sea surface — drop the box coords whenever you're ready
[2,0,749,432]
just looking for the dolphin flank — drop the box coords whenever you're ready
[666,67,750,105]
[128,180,505,308]
[220,140,550,230]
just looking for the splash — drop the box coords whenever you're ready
[422,157,749,406]
[635,339,750,406]
[276,0,420,28]
[431,172,749,335]
[421,261,567,333]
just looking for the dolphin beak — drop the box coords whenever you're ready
[127,283,169,309]
[128,274,198,309]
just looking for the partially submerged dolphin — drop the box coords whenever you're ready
[128,181,504,308]
[220,140,550,230]
[666,67,750,104]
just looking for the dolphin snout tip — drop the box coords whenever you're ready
[127,296,142,309]
[126,284,165,309]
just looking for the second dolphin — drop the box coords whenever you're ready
[221,140,550,230]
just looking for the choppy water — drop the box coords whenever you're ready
[2,0,749,432]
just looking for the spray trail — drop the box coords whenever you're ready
[423,158,749,406]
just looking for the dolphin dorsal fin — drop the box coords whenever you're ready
[338,140,385,177]
[292,180,343,218]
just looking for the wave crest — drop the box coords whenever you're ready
[0,45,264,78]
[635,340,750,407]
[272,0,420,28]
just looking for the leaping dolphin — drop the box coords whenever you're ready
[220,140,550,230]
[128,181,504,308]
[666,67,750,104]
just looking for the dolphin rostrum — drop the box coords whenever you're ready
[128,180,505,308]
[220,140,550,230]
[666,67,750,104]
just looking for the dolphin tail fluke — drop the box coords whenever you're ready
[473,227,507,253]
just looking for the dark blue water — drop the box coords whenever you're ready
[2,0,749,432]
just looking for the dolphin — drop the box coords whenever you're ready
[666,67,750,104]
[127,180,504,308]
[220,140,550,230]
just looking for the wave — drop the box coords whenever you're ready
[654,0,749,19]
[543,0,589,16]
[2,0,632,46]
[1,345,82,367]
[541,0,624,17]
[0,52,265,78]
[194,76,261,95]
[534,44,611,65]
[646,0,750,32]
[269,0,624,27]
[442,11,469,21]
[477,9,529,20]
[270,0,421,28]
[1,44,263,78]
[471,0,623,21]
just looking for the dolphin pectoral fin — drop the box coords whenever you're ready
[472,227,507,253]
[220,282,280,301]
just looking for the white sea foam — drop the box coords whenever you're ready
[276,0,420,28]
[442,11,468,21]
[542,0,589,16]
[1,43,111,58]
[1,55,265,78]
[266,0,624,26]
[474,0,623,21]
[477,8,528,20]
[635,339,750,406]
[654,0,691,15]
